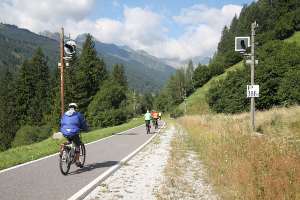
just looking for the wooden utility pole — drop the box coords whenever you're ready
[133,90,136,115]
[184,89,187,114]
[60,27,65,116]
[250,22,257,131]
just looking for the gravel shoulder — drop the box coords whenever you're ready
[84,124,219,200]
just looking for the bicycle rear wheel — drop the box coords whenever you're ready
[59,148,71,175]
[79,143,86,166]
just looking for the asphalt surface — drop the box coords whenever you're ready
[0,120,164,200]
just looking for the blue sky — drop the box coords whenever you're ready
[0,0,256,64]
[89,0,254,37]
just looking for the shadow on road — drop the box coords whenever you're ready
[69,161,119,175]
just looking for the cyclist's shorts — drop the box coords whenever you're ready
[145,120,150,126]
[66,134,81,147]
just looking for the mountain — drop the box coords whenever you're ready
[0,24,175,92]
[0,23,59,73]
[163,56,210,69]
[76,34,176,92]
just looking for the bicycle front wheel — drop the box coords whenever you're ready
[59,149,71,175]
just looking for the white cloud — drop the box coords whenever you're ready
[0,1,242,63]
[166,4,242,60]
[0,0,94,32]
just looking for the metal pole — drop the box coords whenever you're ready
[60,27,65,116]
[250,22,256,131]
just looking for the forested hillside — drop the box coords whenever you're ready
[0,24,59,73]
[155,0,300,115]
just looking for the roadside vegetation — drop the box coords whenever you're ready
[0,117,143,170]
[156,125,219,200]
[179,62,243,115]
[178,106,300,199]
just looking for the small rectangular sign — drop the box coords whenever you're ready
[247,85,259,98]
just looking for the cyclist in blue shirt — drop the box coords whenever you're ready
[60,103,88,167]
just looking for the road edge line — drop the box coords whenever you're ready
[0,124,144,175]
[68,122,166,200]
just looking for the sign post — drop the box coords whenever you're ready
[250,22,257,131]
[235,21,258,131]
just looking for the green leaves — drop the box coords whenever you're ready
[87,79,128,128]
[207,40,300,114]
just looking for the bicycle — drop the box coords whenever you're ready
[59,135,86,175]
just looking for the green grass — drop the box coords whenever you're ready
[285,31,300,45]
[0,117,143,170]
[180,61,244,115]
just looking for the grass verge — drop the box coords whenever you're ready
[0,117,143,171]
[178,106,300,199]
[179,61,244,115]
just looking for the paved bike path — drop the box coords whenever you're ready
[0,121,164,200]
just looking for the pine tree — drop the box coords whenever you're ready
[16,48,50,125]
[185,60,194,96]
[112,64,127,89]
[32,48,51,123]
[74,34,107,113]
[0,70,18,151]
[16,60,35,125]
[65,53,78,104]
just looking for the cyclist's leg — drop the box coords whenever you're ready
[145,120,150,130]
[60,136,71,155]
[145,120,149,127]
[71,134,81,165]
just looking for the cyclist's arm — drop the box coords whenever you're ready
[78,113,89,132]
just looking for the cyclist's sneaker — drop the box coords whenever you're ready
[76,161,83,168]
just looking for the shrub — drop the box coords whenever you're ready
[170,107,184,118]
[278,69,300,105]
[12,125,52,147]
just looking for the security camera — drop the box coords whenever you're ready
[64,40,76,56]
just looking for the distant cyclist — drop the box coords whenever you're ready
[158,112,162,120]
[60,103,88,168]
[144,110,152,131]
[151,110,159,129]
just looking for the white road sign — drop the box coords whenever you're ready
[247,85,259,98]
